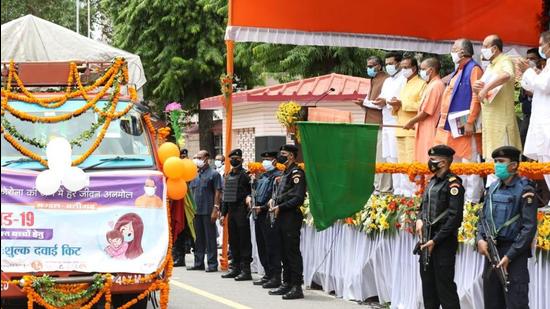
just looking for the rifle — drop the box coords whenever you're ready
[413,214,432,272]
[413,209,448,271]
[248,177,258,220]
[481,213,510,293]
[268,176,282,228]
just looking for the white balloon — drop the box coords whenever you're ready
[35,170,61,196]
[62,167,89,192]
[46,138,72,176]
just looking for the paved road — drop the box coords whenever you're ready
[164,255,384,309]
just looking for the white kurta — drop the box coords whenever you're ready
[521,64,550,159]
[364,73,406,159]
[521,63,550,197]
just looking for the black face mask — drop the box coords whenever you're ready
[230,158,241,167]
[428,160,441,173]
[276,155,289,164]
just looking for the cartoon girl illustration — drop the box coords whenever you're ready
[104,230,128,259]
[114,213,144,259]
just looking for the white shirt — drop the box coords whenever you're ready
[521,64,550,126]
[521,63,550,158]
[363,72,406,126]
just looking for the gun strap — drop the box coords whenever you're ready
[430,209,449,225]
[496,214,520,234]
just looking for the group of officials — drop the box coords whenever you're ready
[184,145,307,300]
[176,31,549,307]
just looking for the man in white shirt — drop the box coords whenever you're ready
[520,31,550,198]
[364,52,407,195]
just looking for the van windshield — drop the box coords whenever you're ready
[1,100,154,170]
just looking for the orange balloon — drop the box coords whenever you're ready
[163,157,186,179]
[167,178,188,200]
[158,142,180,164]
[181,158,198,181]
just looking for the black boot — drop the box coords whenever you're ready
[282,285,304,300]
[268,283,291,295]
[221,268,240,278]
[253,277,269,286]
[262,277,281,289]
[234,263,252,281]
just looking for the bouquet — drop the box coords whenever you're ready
[165,102,185,148]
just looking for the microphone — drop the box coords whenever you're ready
[304,87,335,108]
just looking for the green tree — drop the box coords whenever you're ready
[250,45,385,82]
[102,0,258,154]
[1,0,104,37]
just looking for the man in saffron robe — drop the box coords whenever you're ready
[435,39,484,203]
[403,57,444,163]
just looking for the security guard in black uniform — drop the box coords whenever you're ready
[268,144,306,300]
[415,145,463,309]
[247,151,283,288]
[476,146,538,309]
[220,149,253,281]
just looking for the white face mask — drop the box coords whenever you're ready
[419,69,430,81]
[262,160,275,171]
[385,64,398,76]
[480,47,494,61]
[214,160,223,168]
[539,45,548,59]
[144,186,156,196]
[401,68,414,79]
[451,52,461,64]
[193,158,205,168]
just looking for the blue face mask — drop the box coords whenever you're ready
[262,160,275,171]
[539,45,548,60]
[386,64,398,76]
[366,67,377,78]
[494,162,511,180]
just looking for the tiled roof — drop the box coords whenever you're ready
[200,73,370,109]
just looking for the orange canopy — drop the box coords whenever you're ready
[226,0,544,53]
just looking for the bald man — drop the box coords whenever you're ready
[135,178,163,208]
[403,57,444,163]
[473,35,522,160]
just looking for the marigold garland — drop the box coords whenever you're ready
[2,58,125,107]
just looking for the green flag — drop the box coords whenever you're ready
[297,122,378,231]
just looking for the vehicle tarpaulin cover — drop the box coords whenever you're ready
[1,15,147,90]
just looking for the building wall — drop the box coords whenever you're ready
[185,133,201,158]
[219,100,366,158]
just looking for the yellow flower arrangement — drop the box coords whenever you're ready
[537,212,550,251]
[276,101,303,141]
[457,202,482,245]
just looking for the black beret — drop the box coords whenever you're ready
[492,146,521,162]
[261,151,278,158]
[180,148,188,156]
[280,144,299,156]
[229,148,243,157]
[428,145,455,158]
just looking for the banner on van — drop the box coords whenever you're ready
[1,168,168,274]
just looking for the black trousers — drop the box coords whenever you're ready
[419,241,460,309]
[228,206,252,269]
[193,214,218,269]
[277,209,303,285]
[255,210,282,279]
[483,242,530,309]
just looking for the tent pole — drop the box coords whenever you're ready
[87,0,91,38]
[76,0,80,34]
[220,39,234,271]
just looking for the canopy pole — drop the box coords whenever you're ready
[220,39,234,271]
